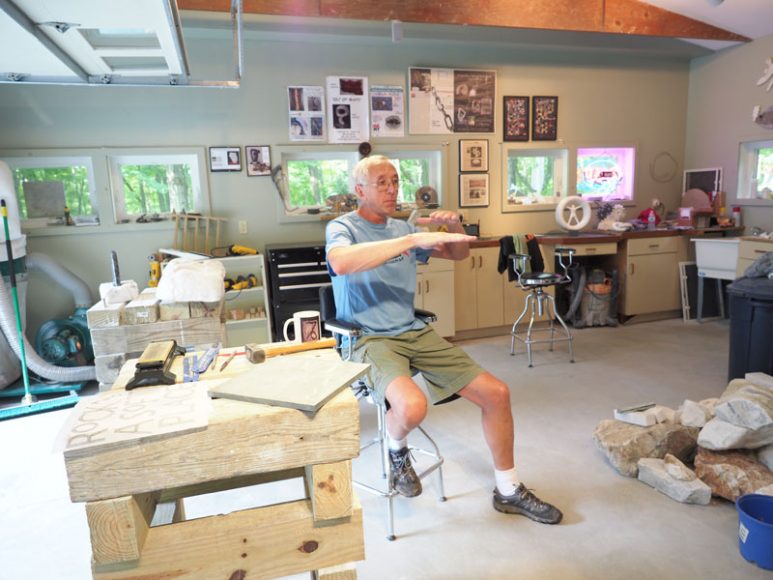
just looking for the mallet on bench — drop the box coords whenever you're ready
[244,337,336,364]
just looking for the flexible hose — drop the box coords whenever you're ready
[0,273,95,382]
[26,252,93,307]
[565,265,587,322]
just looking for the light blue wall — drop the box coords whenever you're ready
[0,26,692,334]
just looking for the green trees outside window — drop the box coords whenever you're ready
[12,166,91,218]
[755,147,773,198]
[507,156,554,200]
[286,156,431,208]
[119,163,194,215]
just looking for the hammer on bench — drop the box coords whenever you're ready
[244,337,336,364]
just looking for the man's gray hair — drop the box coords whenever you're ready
[352,155,395,187]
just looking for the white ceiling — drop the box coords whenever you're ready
[644,0,773,49]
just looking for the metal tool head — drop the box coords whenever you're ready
[110,250,121,286]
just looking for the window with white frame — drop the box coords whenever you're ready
[281,148,443,215]
[108,150,208,222]
[503,147,567,210]
[3,156,98,227]
[737,139,773,202]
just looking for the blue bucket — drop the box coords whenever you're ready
[737,494,773,570]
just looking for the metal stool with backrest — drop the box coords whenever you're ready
[318,285,448,541]
[508,247,576,367]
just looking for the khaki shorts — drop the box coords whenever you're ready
[351,325,484,405]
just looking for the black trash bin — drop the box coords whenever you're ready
[727,277,773,381]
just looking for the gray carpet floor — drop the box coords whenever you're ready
[1,318,768,579]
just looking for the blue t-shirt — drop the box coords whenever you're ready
[326,212,432,336]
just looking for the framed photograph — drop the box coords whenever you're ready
[459,173,489,208]
[459,139,489,172]
[245,145,271,177]
[209,146,241,172]
[532,96,558,141]
[503,96,530,141]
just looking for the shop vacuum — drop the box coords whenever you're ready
[0,161,96,420]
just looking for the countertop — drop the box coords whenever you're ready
[470,226,744,248]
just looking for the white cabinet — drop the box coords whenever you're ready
[211,255,272,347]
[454,246,504,331]
[617,236,687,316]
[416,259,455,337]
[736,237,773,278]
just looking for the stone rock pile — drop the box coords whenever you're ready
[593,372,773,505]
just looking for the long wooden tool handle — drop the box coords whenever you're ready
[263,337,336,357]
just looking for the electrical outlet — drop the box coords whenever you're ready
[238,220,247,234]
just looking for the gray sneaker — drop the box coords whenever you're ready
[389,447,422,497]
[493,484,563,524]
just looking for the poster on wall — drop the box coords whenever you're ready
[408,67,496,134]
[287,85,325,142]
[326,76,369,144]
[409,67,454,134]
[532,96,558,141]
[370,85,405,138]
[453,69,496,133]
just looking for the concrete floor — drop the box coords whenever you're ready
[0,318,769,579]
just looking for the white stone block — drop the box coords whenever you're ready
[715,384,773,430]
[746,372,773,390]
[614,408,657,427]
[698,417,773,450]
[638,457,711,505]
[99,280,139,305]
[653,405,676,424]
[681,399,710,428]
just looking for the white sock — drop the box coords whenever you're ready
[388,433,408,451]
[495,467,521,496]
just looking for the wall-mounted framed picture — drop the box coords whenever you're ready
[408,67,497,134]
[245,145,271,177]
[459,173,489,208]
[532,96,558,141]
[459,139,489,172]
[503,96,530,141]
[209,146,242,172]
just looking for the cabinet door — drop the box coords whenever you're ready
[454,254,479,331]
[624,253,680,315]
[422,270,455,337]
[476,247,505,328]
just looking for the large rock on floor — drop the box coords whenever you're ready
[694,447,773,501]
[746,372,773,390]
[758,444,773,471]
[697,417,773,450]
[593,419,699,477]
[680,399,716,428]
[638,455,711,504]
[715,383,773,431]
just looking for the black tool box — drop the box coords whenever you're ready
[265,242,331,341]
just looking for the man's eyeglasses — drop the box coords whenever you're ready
[363,177,400,191]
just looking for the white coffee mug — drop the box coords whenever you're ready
[283,310,321,343]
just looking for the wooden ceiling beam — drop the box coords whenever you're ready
[177,0,750,42]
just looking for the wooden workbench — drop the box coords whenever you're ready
[62,347,366,579]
